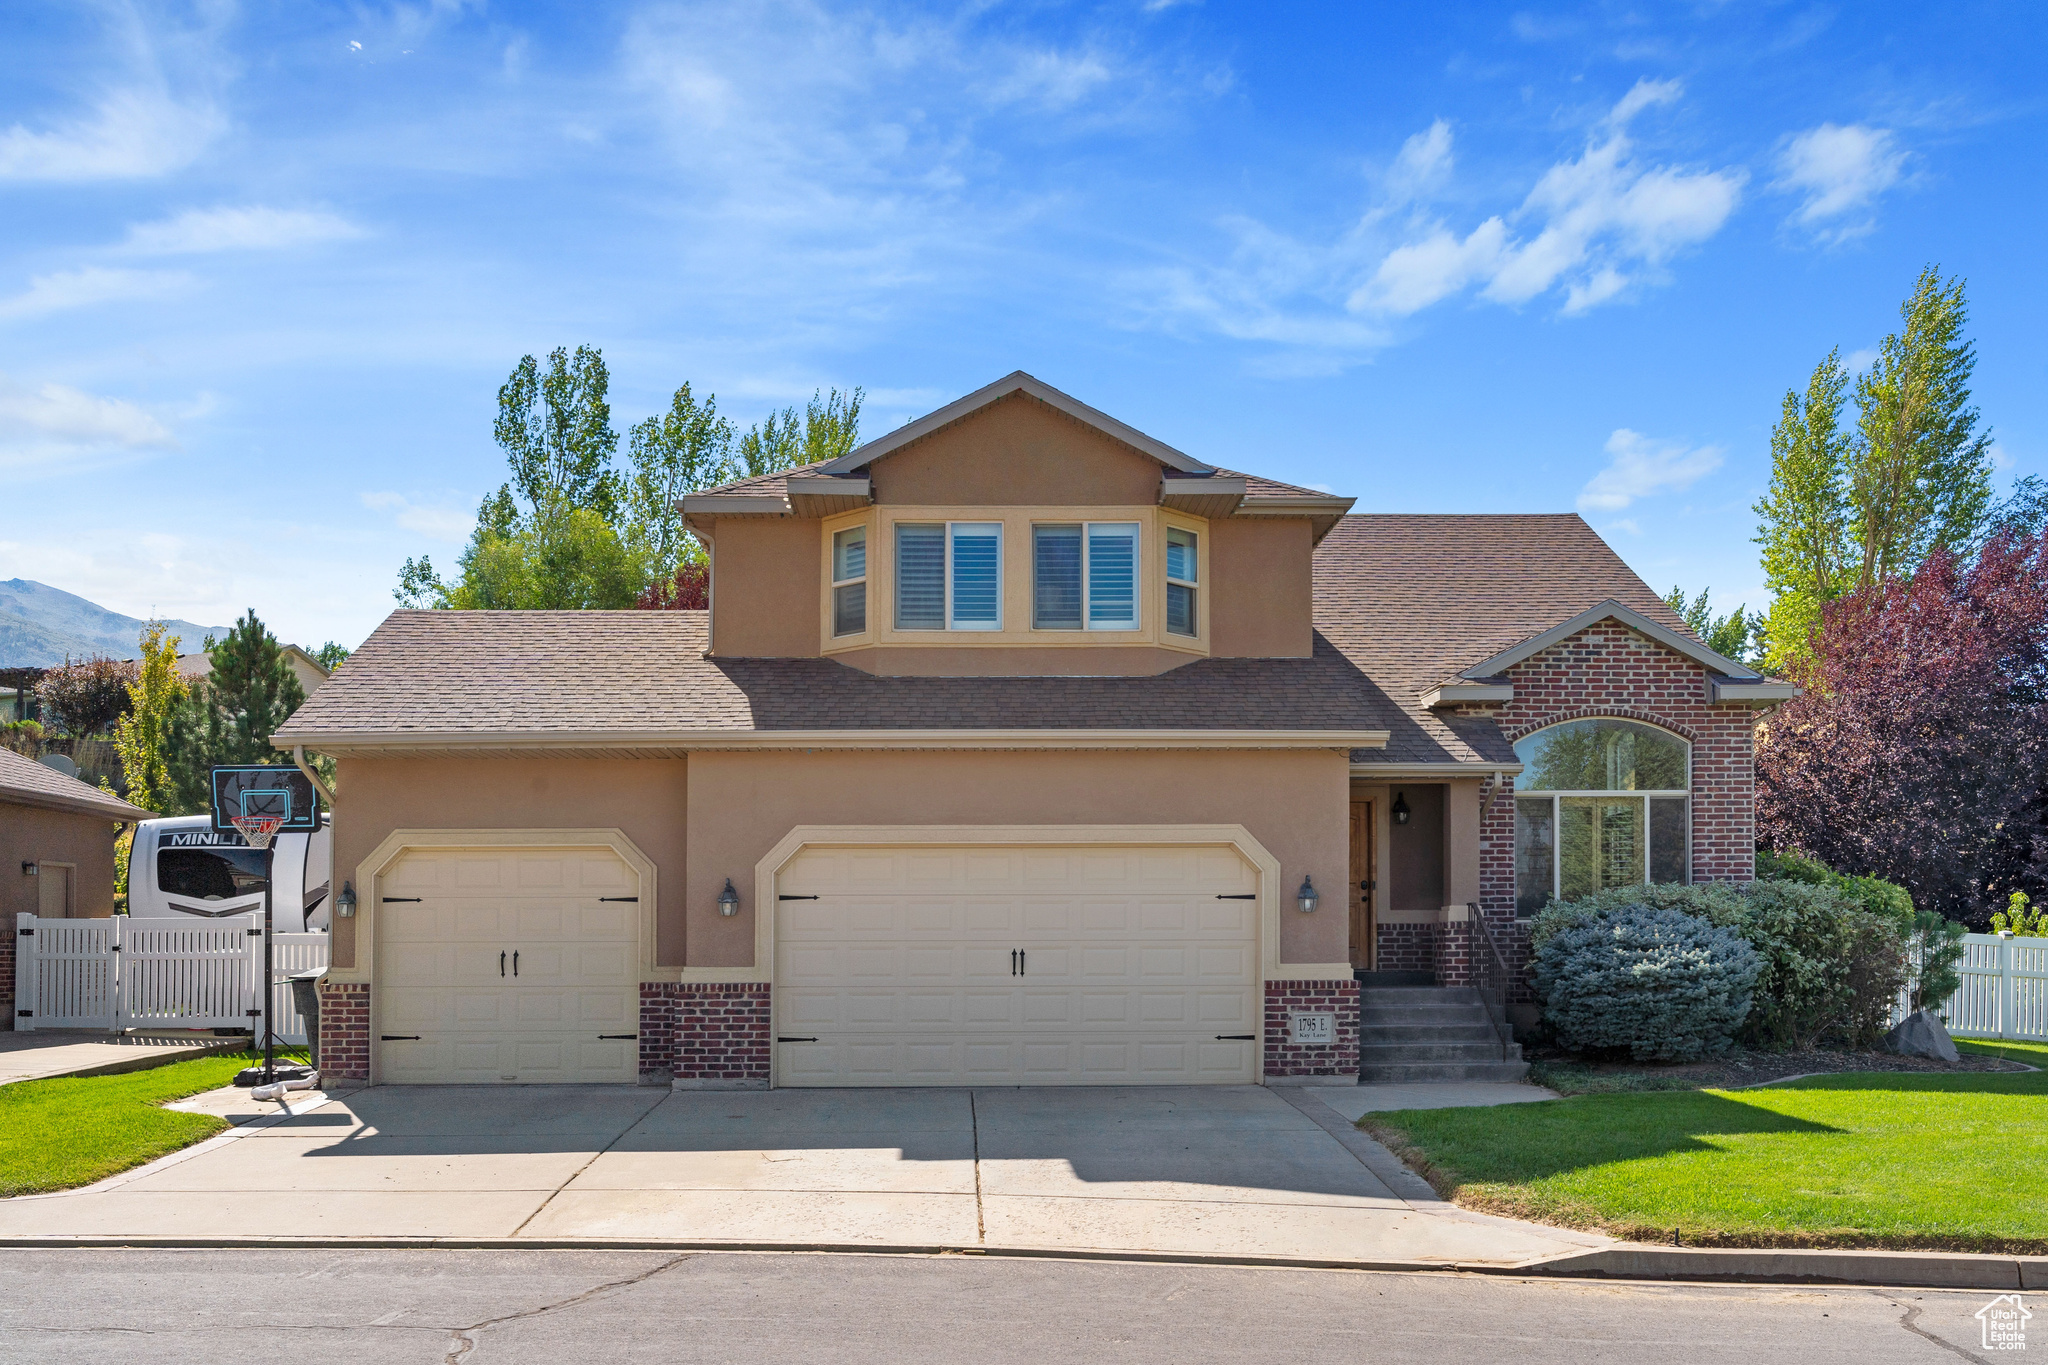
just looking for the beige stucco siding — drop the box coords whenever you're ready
[684,748,1351,969]
[871,394,1162,507]
[708,518,820,658]
[328,757,688,970]
[1209,518,1313,658]
[0,801,118,920]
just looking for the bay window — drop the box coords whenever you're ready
[1512,718,1689,916]
[831,525,866,636]
[1166,526,1197,637]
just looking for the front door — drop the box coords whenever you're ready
[1349,800,1375,970]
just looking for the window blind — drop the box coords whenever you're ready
[949,523,1001,629]
[1087,523,1138,629]
[1033,525,1083,629]
[895,524,945,630]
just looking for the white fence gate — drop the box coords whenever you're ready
[15,914,329,1044]
[1937,933,2048,1042]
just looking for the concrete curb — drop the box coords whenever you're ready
[1505,1244,2048,1290]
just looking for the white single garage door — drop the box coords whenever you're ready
[775,843,1260,1086]
[375,847,640,1084]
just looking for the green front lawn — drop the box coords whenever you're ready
[1361,1068,2048,1252]
[0,1053,279,1197]
[1956,1037,2048,1067]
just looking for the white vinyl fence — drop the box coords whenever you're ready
[1934,932,2048,1042]
[15,914,329,1044]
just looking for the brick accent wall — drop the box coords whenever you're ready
[1262,979,1360,1078]
[1375,920,1439,977]
[650,981,772,1086]
[315,980,370,1081]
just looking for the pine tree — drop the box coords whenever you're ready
[163,611,308,814]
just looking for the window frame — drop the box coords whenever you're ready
[1030,519,1145,633]
[830,525,867,638]
[1511,719,1692,912]
[1165,525,1198,638]
[891,519,1004,633]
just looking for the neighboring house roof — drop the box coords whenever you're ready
[1314,514,1777,769]
[179,645,332,697]
[0,746,152,820]
[273,611,1399,754]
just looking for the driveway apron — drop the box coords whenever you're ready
[0,1083,1601,1265]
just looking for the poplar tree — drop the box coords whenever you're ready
[111,622,187,812]
[1754,268,1995,671]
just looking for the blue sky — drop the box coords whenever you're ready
[2,1,2042,652]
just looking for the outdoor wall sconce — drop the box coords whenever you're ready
[1296,875,1320,913]
[335,882,357,918]
[21,862,37,876]
[1392,792,1411,826]
[717,878,741,917]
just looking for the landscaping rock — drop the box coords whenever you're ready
[1885,1009,1960,1062]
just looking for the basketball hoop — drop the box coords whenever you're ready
[230,814,285,850]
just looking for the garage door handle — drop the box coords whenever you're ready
[382,897,422,903]
[1215,894,1256,900]
[1214,1034,1255,1040]
[500,951,506,977]
[381,1035,421,1041]
[777,1036,818,1043]
[512,951,518,977]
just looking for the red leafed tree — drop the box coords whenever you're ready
[1756,531,2048,928]
[633,560,709,610]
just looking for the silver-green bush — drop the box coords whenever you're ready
[1531,904,1762,1062]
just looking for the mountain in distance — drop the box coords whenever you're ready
[0,579,234,668]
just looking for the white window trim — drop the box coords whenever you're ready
[831,527,867,638]
[947,522,1003,631]
[1517,791,1692,902]
[1083,521,1140,632]
[1165,527,1198,639]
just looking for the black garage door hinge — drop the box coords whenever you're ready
[778,894,818,901]
[777,1036,818,1043]
[381,897,422,903]
[1214,1034,1255,1040]
[1215,894,1257,900]
[598,1034,638,1040]
[381,1035,422,1041]
[598,897,638,903]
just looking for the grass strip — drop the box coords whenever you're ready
[0,1051,302,1198]
[1360,1068,2048,1253]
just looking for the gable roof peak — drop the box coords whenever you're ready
[812,370,1220,478]
[1464,598,1765,681]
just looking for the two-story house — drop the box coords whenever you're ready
[278,372,1792,1088]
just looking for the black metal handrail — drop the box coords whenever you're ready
[1466,903,1515,1061]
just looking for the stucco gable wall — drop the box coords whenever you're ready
[868,392,1162,507]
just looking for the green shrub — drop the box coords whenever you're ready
[1991,892,2048,938]
[1530,878,1908,1051]
[1531,904,1762,1062]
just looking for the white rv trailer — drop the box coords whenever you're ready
[128,813,333,932]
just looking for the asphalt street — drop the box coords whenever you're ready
[0,1248,2016,1364]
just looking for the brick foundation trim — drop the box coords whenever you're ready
[0,917,14,1031]
[315,980,370,1081]
[646,981,771,1085]
[1262,979,1360,1078]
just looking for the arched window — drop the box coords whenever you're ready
[1512,718,1689,916]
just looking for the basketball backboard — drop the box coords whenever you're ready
[210,765,320,837]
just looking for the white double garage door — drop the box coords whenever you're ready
[375,841,1261,1086]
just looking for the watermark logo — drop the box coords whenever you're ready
[1977,1294,2031,1352]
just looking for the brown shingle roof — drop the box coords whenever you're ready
[275,610,1401,743]
[0,747,152,820]
[1315,514,1696,766]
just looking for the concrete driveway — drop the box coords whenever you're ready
[0,1084,1604,1267]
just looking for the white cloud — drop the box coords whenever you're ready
[1385,119,1453,201]
[1577,428,1724,512]
[0,267,194,322]
[1774,123,1905,241]
[362,491,475,543]
[1606,77,1683,127]
[0,374,178,474]
[1353,218,1507,315]
[121,206,366,255]
[0,87,224,182]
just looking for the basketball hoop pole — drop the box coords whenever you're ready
[262,839,276,1085]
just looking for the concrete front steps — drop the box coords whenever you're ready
[1356,983,1530,1084]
